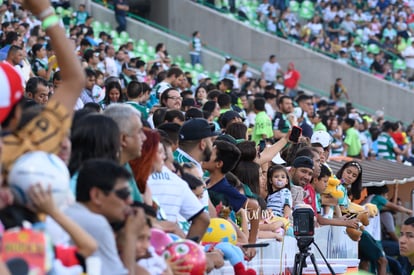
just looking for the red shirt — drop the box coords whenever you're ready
[304,183,316,214]
[284,69,300,89]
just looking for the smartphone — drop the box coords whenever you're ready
[242,243,270,248]
[289,126,302,143]
[259,140,266,153]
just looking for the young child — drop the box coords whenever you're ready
[266,165,292,219]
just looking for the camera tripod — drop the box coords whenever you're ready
[292,237,336,275]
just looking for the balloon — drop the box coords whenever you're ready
[201,218,237,244]
[163,240,206,275]
[150,228,173,256]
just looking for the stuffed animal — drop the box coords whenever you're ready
[323,177,344,199]
[343,202,378,241]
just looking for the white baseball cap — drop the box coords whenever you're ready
[311,131,333,148]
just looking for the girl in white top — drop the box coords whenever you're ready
[266,165,292,218]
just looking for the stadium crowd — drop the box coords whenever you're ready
[1,0,414,274]
[203,0,414,89]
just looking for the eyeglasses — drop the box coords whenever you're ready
[167,96,182,101]
[106,187,131,200]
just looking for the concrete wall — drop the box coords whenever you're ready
[148,0,414,123]
[71,0,259,77]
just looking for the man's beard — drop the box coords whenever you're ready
[202,146,212,162]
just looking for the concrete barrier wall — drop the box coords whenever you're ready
[147,0,414,123]
[71,0,260,78]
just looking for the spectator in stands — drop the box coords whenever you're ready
[25,76,49,105]
[283,62,300,98]
[160,87,182,110]
[2,0,85,177]
[341,117,363,158]
[153,67,184,99]
[330,77,349,101]
[114,0,129,33]
[402,40,414,80]
[220,56,233,79]
[189,30,205,66]
[104,104,147,203]
[66,159,147,275]
[203,140,259,260]
[377,121,406,162]
[399,217,414,274]
[261,54,282,84]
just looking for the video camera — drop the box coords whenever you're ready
[292,207,314,238]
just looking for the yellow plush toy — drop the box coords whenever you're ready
[323,177,344,199]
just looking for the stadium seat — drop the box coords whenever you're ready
[174,55,185,65]
[109,30,119,39]
[183,62,193,71]
[299,7,314,20]
[194,63,204,73]
[146,45,155,56]
[367,44,380,54]
[119,31,129,40]
[301,0,314,10]
[103,21,111,32]
[393,59,407,70]
[290,1,300,13]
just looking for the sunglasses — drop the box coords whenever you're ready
[107,187,131,200]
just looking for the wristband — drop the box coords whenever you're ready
[42,15,60,31]
[37,6,55,20]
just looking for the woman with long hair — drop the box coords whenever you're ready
[129,128,164,205]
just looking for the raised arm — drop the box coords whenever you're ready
[21,0,85,116]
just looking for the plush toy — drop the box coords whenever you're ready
[323,177,344,199]
[202,218,256,275]
[343,201,378,241]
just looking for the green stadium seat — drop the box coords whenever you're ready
[103,21,111,32]
[119,31,129,40]
[109,30,119,39]
[393,59,407,70]
[299,7,314,20]
[194,63,204,73]
[174,55,185,65]
[367,44,380,54]
[290,1,300,13]
[183,62,193,71]
[146,45,155,56]
[301,0,314,10]
[137,39,148,48]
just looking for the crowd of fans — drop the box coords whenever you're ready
[202,0,414,89]
[1,0,414,275]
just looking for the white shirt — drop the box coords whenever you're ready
[220,63,231,79]
[261,61,281,82]
[105,56,118,77]
[148,166,204,222]
[402,45,414,68]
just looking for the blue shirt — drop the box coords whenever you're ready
[207,177,247,213]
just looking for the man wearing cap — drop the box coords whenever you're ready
[174,118,217,175]
[289,156,314,207]
[311,130,333,164]
[219,110,243,129]
[1,0,85,177]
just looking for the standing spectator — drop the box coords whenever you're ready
[261,54,282,84]
[377,121,406,162]
[73,4,89,26]
[114,0,129,33]
[220,56,233,79]
[283,62,300,98]
[330,77,349,101]
[402,40,414,80]
[341,117,362,158]
[189,30,205,66]
[252,98,273,145]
